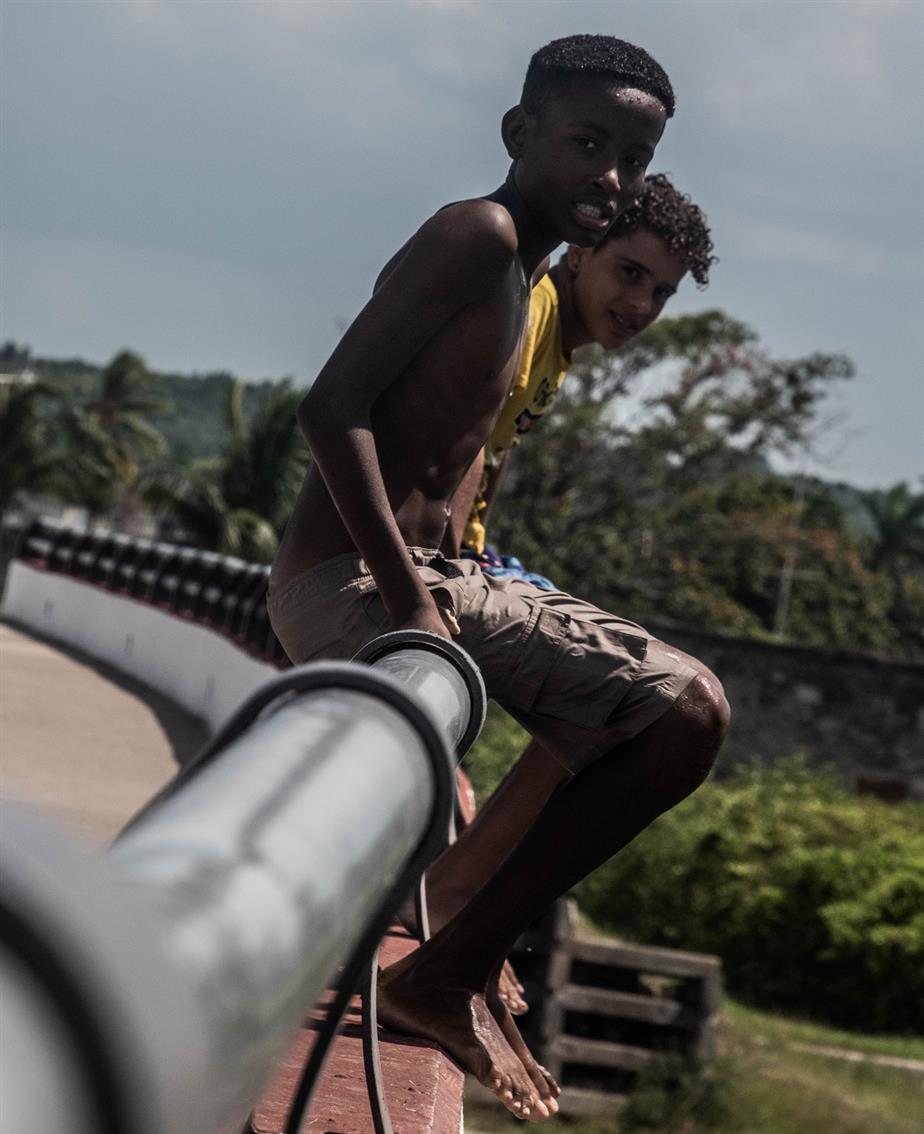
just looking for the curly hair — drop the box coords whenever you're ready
[602,173,716,287]
[522,34,675,119]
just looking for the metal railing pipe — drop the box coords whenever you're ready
[1,631,483,1134]
[352,629,486,757]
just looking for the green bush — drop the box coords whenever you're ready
[576,758,924,1033]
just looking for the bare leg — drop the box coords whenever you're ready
[378,673,730,1120]
[432,740,568,915]
[425,740,568,1013]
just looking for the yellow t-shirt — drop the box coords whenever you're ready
[463,273,570,553]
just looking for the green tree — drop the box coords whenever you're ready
[0,379,60,519]
[0,371,134,524]
[219,379,308,532]
[598,311,853,489]
[486,311,924,655]
[857,482,924,655]
[493,312,854,607]
[0,340,32,372]
[860,482,924,577]
[83,350,169,487]
[143,379,307,562]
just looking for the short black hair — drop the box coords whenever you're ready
[522,35,675,119]
[602,173,716,287]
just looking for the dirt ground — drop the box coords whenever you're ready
[0,620,208,845]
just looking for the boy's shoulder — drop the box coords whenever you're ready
[372,196,523,305]
[417,196,520,273]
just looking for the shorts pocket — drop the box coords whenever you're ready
[359,588,391,635]
[534,619,648,729]
[506,606,571,711]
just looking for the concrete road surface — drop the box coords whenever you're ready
[1,621,208,845]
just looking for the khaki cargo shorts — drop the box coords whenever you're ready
[267,549,698,772]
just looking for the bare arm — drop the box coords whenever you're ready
[439,260,549,560]
[440,444,511,558]
[298,203,517,634]
[479,448,511,535]
[441,449,486,558]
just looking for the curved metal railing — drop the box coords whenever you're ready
[5,516,284,662]
[0,629,485,1134]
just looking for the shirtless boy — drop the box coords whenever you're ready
[436,174,717,1015]
[270,35,729,1122]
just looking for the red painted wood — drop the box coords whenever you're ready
[252,928,464,1134]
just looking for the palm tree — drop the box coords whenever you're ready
[143,469,280,561]
[0,373,139,526]
[143,379,307,563]
[220,380,308,531]
[83,350,169,489]
[860,482,924,577]
[0,379,60,520]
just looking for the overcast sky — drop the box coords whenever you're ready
[2,0,922,488]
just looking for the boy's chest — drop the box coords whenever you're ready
[413,279,527,412]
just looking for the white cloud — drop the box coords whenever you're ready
[703,0,918,148]
[727,217,924,279]
[405,0,496,16]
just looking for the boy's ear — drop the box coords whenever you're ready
[501,105,528,159]
[566,244,593,275]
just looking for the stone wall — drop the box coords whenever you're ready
[645,621,924,790]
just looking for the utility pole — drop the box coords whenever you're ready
[773,474,807,638]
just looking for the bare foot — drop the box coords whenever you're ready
[397,895,530,1015]
[377,958,550,1122]
[488,982,560,1113]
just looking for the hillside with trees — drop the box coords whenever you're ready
[2,320,921,660]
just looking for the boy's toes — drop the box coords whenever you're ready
[530,1097,550,1121]
[500,960,529,1015]
[502,989,529,1015]
[537,1063,561,1099]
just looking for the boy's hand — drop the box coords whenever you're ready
[393,598,458,639]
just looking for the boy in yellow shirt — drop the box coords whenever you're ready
[454,173,714,572]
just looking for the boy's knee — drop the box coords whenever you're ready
[652,641,730,750]
[660,668,729,799]
[685,667,731,745]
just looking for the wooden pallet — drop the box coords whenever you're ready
[509,899,722,1118]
